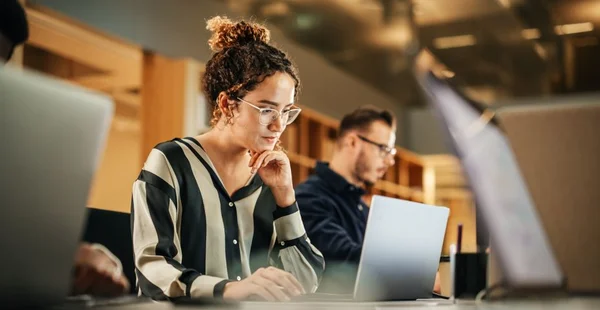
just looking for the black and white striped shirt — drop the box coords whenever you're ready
[131,137,324,300]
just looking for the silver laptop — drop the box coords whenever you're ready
[0,66,114,308]
[353,195,450,301]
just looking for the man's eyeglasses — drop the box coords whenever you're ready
[357,135,397,157]
[237,97,301,126]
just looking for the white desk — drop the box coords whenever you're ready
[171,297,599,310]
[49,296,598,310]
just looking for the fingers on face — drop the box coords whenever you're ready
[262,153,280,168]
[249,151,261,168]
[252,152,271,172]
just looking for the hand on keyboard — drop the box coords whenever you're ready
[71,243,130,297]
[223,267,305,302]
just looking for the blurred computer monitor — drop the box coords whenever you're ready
[497,96,600,293]
[413,50,563,290]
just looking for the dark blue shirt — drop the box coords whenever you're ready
[296,161,369,293]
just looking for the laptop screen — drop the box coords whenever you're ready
[414,53,563,288]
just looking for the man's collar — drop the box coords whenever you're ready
[315,161,365,195]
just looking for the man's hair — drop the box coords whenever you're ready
[337,106,396,140]
[0,0,29,59]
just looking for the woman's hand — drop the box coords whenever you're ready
[249,150,295,206]
[71,243,130,297]
[223,267,305,301]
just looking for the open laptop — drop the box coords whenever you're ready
[413,50,564,293]
[0,66,113,308]
[291,196,449,303]
[354,195,449,301]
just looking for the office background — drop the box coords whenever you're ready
[11,0,600,262]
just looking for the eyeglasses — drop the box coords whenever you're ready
[357,135,397,157]
[237,97,302,126]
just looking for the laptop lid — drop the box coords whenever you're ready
[0,66,113,308]
[354,195,449,301]
[413,50,563,290]
[497,98,600,293]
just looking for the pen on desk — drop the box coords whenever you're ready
[456,224,463,253]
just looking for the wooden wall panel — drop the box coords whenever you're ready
[140,53,200,161]
[25,6,142,91]
[87,125,141,213]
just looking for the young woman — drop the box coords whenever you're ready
[131,16,324,302]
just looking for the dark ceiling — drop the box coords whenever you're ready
[222,0,600,106]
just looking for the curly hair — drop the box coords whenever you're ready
[202,16,301,128]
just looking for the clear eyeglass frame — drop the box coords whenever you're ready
[236,97,302,126]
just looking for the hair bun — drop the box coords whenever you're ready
[206,16,270,52]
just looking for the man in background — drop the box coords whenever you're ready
[1,0,129,297]
[296,106,441,294]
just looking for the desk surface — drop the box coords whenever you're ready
[81,297,600,310]
[230,298,598,310]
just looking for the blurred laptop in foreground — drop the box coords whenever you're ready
[0,65,114,308]
[415,49,600,297]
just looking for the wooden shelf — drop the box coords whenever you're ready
[25,6,143,93]
[421,155,476,255]
[287,152,316,168]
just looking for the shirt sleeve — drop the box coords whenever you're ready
[131,149,230,300]
[269,202,325,293]
[296,194,362,263]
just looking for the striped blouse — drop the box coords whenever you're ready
[131,137,324,300]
